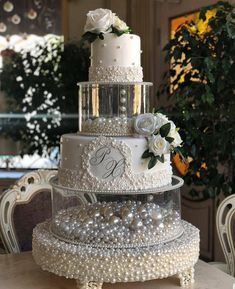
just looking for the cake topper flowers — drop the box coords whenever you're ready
[82,8,132,43]
[134,113,183,169]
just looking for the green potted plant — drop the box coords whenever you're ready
[158,1,235,199]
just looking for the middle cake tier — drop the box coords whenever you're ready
[58,134,172,192]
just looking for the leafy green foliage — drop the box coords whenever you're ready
[147,154,165,169]
[82,31,99,43]
[148,156,158,169]
[158,1,235,199]
[111,26,132,37]
[1,38,89,156]
[160,123,171,137]
[142,149,165,169]
[142,150,153,159]
[82,27,132,43]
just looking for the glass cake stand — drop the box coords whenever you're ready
[78,82,153,136]
[32,176,200,288]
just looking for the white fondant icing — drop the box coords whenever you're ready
[58,134,172,192]
[89,34,143,82]
[91,34,141,67]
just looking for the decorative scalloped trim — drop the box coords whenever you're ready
[89,66,143,82]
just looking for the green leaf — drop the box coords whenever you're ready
[201,85,214,104]
[142,150,153,159]
[148,156,158,169]
[111,26,132,37]
[82,31,98,43]
[98,33,104,40]
[173,46,182,60]
[199,8,207,21]
[173,147,185,161]
[156,154,165,163]
[165,136,174,143]
[160,123,171,137]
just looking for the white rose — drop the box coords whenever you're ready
[169,120,176,130]
[113,16,129,31]
[155,113,169,131]
[84,8,114,34]
[134,113,157,136]
[167,129,182,147]
[148,135,170,156]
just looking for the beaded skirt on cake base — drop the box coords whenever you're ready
[32,176,199,289]
[32,220,199,288]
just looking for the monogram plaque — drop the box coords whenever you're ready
[89,145,125,181]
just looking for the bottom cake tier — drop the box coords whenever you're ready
[32,220,199,288]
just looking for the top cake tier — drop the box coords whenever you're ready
[89,34,143,82]
[82,8,143,82]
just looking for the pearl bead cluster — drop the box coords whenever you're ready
[32,220,199,284]
[89,66,143,82]
[81,117,134,136]
[119,89,127,117]
[51,201,183,248]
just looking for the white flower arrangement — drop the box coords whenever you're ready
[82,8,132,43]
[134,112,183,169]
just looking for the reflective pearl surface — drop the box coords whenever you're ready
[51,201,183,248]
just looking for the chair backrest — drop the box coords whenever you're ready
[0,170,57,253]
[216,194,235,276]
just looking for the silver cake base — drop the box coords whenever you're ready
[32,220,199,288]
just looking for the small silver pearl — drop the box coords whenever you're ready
[147,195,154,202]
[109,216,120,225]
[130,218,143,230]
[151,210,163,221]
[120,89,126,95]
[120,97,126,104]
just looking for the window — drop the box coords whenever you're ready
[0,0,65,169]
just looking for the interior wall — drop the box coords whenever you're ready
[67,0,128,40]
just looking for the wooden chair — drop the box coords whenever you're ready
[213,194,235,276]
[0,169,97,254]
[0,170,57,253]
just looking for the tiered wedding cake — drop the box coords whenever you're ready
[33,9,199,289]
